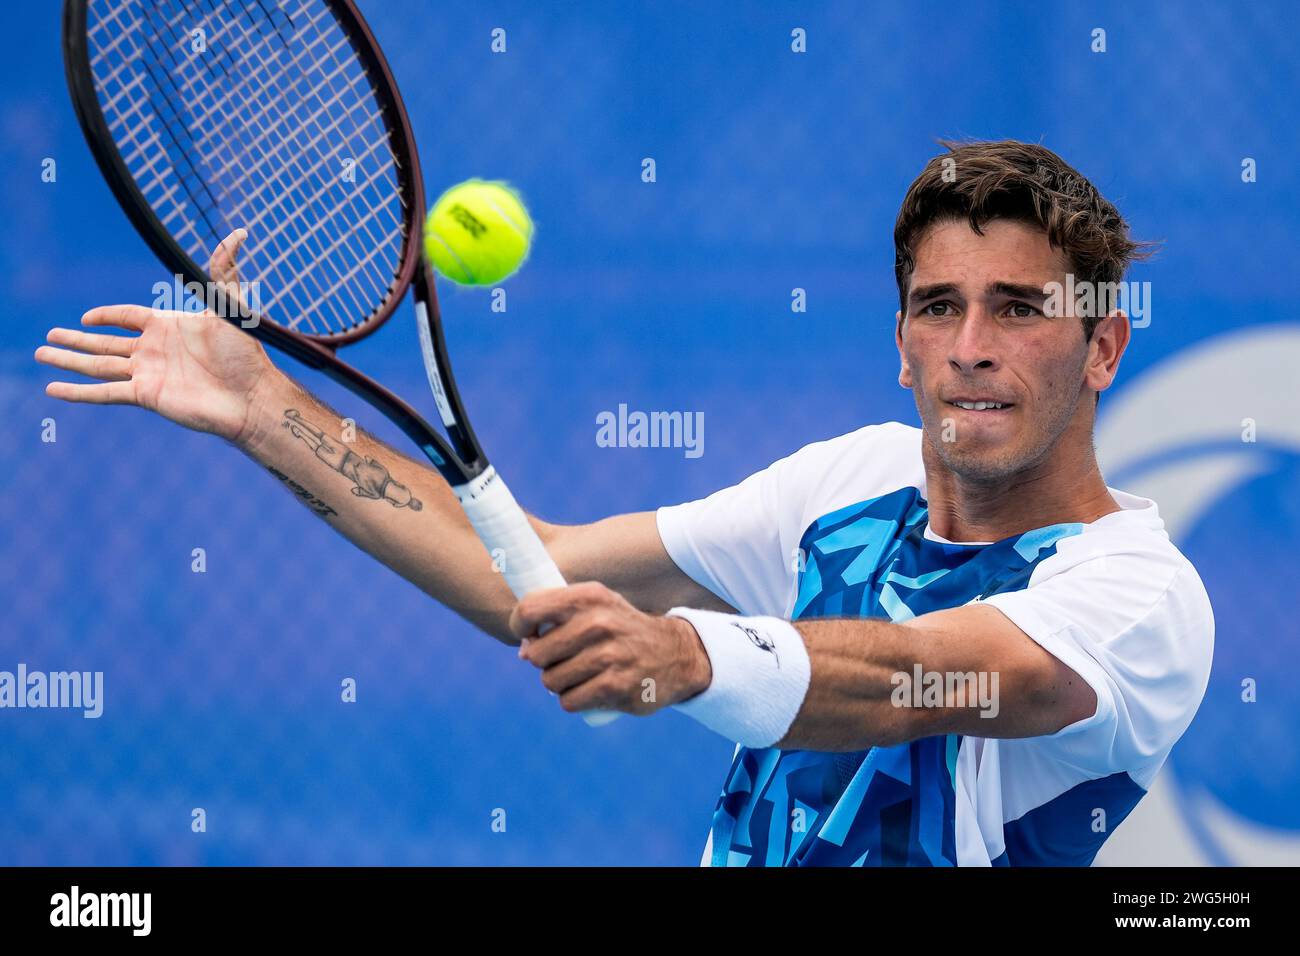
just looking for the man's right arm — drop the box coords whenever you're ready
[37,277,726,647]
[234,364,730,641]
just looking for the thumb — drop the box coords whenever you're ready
[208,228,249,318]
[208,227,247,286]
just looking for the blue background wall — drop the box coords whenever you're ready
[1,1,1296,864]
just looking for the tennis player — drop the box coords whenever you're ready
[38,140,1213,866]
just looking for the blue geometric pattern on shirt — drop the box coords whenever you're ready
[708,487,1088,866]
[994,771,1146,866]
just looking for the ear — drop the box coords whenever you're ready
[1086,310,1131,395]
[895,310,913,388]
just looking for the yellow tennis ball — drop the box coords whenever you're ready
[423,179,533,286]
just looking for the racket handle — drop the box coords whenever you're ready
[455,467,620,727]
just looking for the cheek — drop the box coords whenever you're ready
[1028,351,1085,408]
[900,334,938,385]
[1016,332,1078,388]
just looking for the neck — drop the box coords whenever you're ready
[921,414,1120,543]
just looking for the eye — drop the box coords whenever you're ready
[922,301,955,317]
[1006,302,1040,318]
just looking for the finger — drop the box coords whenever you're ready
[45,380,137,405]
[522,610,614,669]
[34,346,131,381]
[539,644,609,696]
[46,327,135,358]
[81,304,154,332]
[511,580,620,641]
[209,227,247,283]
[556,674,624,716]
[508,585,589,640]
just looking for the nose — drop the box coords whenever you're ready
[948,309,1000,375]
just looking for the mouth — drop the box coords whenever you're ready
[945,398,1016,412]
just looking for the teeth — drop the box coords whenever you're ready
[953,401,1006,410]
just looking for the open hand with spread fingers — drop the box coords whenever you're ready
[35,229,281,446]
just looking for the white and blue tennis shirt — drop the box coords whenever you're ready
[657,422,1214,866]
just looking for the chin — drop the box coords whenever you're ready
[933,437,1029,484]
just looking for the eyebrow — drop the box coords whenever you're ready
[908,281,1051,305]
[989,281,1050,302]
[908,282,959,305]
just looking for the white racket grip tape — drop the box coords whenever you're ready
[454,467,619,727]
[455,466,565,596]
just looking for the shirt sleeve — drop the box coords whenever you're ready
[655,451,797,617]
[979,539,1215,779]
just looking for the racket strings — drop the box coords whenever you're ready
[172,1,401,320]
[85,0,411,336]
[112,0,405,332]
[170,0,406,332]
[154,2,389,330]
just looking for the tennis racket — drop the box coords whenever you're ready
[62,0,617,726]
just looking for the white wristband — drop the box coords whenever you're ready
[667,607,811,748]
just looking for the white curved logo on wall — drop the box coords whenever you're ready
[1094,324,1300,866]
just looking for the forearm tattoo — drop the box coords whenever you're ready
[279,408,423,511]
[266,466,338,519]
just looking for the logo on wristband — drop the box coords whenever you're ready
[731,621,780,667]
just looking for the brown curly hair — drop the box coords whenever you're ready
[894,140,1155,340]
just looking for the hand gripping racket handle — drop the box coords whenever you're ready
[455,467,620,727]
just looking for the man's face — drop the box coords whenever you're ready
[896,218,1092,484]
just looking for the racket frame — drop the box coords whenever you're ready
[63,0,620,726]
[61,0,485,487]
